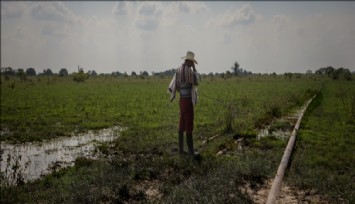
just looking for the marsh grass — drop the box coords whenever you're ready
[1,75,330,203]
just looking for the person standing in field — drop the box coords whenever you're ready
[168,51,199,157]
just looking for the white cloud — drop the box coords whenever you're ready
[172,2,207,14]
[30,2,82,25]
[136,18,159,30]
[136,2,163,31]
[1,1,28,18]
[111,2,208,30]
[41,24,68,39]
[112,2,164,31]
[272,15,290,31]
[161,2,208,26]
[139,3,159,16]
[112,1,136,16]
[208,4,259,28]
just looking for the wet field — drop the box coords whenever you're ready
[1,126,123,186]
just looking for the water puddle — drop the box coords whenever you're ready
[0,126,124,186]
[257,108,302,140]
[257,124,293,140]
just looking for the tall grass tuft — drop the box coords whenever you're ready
[351,92,355,120]
[223,102,235,133]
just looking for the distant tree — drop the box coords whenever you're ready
[88,70,97,77]
[315,66,352,81]
[220,73,226,79]
[332,69,341,80]
[334,67,352,81]
[343,69,352,81]
[294,73,302,79]
[112,71,122,77]
[26,68,36,76]
[141,71,149,76]
[231,61,240,76]
[315,66,335,77]
[2,67,15,76]
[43,68,53,76]
[17,68,26,80]
[73,69,88,82]
[226,70,232,78]
[93,70,98,76]
[131,71,137,76]
[306,70,313,74]
[284,72,293,80]
[153,69,176,77]
[325,66,335,77]
[208,72,214,77]
[59,68,69,77]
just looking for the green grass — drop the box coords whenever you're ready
[1,75,334,203]
[1,76,175,142]
[287,80,355,203]
[1,75,319,143]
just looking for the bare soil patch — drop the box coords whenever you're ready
[240,179,331,204]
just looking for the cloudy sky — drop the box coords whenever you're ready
[1,1,355,74]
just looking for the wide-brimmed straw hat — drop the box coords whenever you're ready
[181,51,198,64]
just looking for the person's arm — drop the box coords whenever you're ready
[193,71,199,86]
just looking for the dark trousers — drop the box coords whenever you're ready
[179,97,194,134]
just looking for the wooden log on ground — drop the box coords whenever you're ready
[200,134,219,147]
[266,94,317,204]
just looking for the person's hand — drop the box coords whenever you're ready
[170,93,176,102]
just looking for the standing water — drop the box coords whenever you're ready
[1,126,124,186]
[257,107,304,140]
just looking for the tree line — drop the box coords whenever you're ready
[0,67,80,77]
[0,67,154,77]
[315,66,352,81]
[0,60,251,79]
[1,63,352,81]
[0,67,98,82]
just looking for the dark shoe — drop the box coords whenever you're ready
[193,152,202,162]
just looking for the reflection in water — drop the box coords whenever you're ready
[1,126,123,186]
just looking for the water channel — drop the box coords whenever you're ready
[0,126,124,186]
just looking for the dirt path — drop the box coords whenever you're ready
[241,179,330,204]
